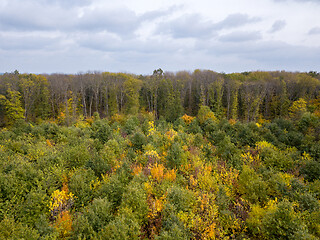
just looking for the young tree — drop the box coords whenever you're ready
[0,86,24,125]
[124,77,142,115]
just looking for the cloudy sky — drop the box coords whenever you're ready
[0,0,320,74]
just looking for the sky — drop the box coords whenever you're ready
[0,0,320,75]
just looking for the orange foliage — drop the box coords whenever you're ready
[228,119,237,125]
[164,169,176,182]
[181,114,195,125]
[54,210,72,239]
[132,164,143,176]
[150,163,165,182]
[46,139,53,147]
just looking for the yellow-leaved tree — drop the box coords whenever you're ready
[288,98,307,120]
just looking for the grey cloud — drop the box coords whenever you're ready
[0,3,140,37]
[77,32,125,52]
[308,27,320,34]
[0,1,180,39]
[139,5,182,22]
[77,32,182,54]
[157,14,216,38]
[156,13,260,39]
[214,13,261,30]
[76,8,140,37]
[0,33,63,51]
[196,39,320,71]
[219,31,262,42]
[0,2,76,31]
[269,20,286,33]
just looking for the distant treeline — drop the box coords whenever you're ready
[0,69,319,126]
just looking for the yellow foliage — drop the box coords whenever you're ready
[278,172,293,189]
[228,119,237,125]
[90,178,101,190]
[189,175,198,188]
[144,150,160,161]
[132,164,143,176]
[197,165,217,193]
[49,182,74,218]
[164,169,176,182]
[257,116,270,125]
[147,120,156,136]
[150,163,165,182]
[302,151,312,162]
[197,105,216,125]
[85,117,93,126]
[181,114,195,125]
[148,196,166,220]
[289,98,307,119]
[46,139,53,147]
[111,113,125,124]
[165,129,177,142]
[74,119,90,129]
[178,193,219,239]
[217,167,239,197]
[144,182,152,193]
[241,151,260,166]
[256,141,276,151]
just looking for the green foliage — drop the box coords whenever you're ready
[0,216,40,240]
[90,119,112,143]
[238,166,268,204]
[215,135,242,169]
[0,86,319,240]
[130,131,147,150]
[262,201,309,240]
[124,77,142,115]
[97,175,126,211]
[124,115,140,134]
[68,168,96,208]
[99,213,141,240]
[166,142,187,169]
[197,105,216,125]
[300,160,320,182]
[83,198,113,232]
[119,180,148,224]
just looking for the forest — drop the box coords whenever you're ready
[0,69,319,239]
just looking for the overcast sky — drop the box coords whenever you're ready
[0,0,320,74]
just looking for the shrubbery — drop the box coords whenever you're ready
[0,113,319,239]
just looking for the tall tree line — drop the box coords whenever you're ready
[0,69,319,126]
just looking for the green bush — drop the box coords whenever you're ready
[0,216,40,240]
[98,213,141,240]
[68,168,96,208]
[238,166,268,204]
[90,119,112,143]
[124,116,140,135]
[300,160,320,182]
[262,201,308,240]
[130,131,146,151]
[96,175,126,212]
[85,198,114,232]
[167,185,195,212]
[166,142,187,169]
[119,181,148,224]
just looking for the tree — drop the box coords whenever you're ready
[289,98,307,120]
[0,86,24,125]
[124,77,142,115]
